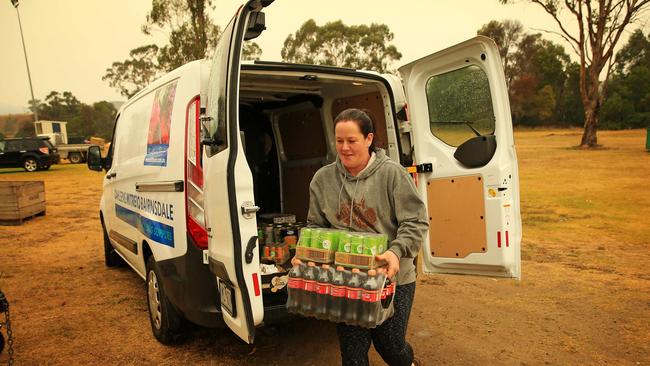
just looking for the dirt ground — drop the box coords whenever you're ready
[0,128,649,365]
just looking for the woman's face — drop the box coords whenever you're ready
[335,120,373,173]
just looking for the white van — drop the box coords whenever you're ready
[87,0,521,345]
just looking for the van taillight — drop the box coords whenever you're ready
[39,147,49,154]
[185,96,208,249]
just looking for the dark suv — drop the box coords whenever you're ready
[0,137,60,172]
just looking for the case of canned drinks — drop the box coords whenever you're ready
[296,228,389,269]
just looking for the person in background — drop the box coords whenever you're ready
[294,108,428,366]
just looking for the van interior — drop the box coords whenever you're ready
[238,66,403,222]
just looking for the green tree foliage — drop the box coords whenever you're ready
[104,0,262,98]
[500,0,650,147]
[557,62,584,126]
[15,122,35,138]
[601,30,650,129]
[32,91,117,140]
[281,19,402,73]
[479,20,571,126]
[477,20,523,89]
[142,0,220,71]
[102,45,161,99]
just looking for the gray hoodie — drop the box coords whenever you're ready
[307,148,428,285]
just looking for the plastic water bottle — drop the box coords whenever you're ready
[314,264,333,320]
[301,262,318,316]
[286,263,305,314]
[328,266,347,322]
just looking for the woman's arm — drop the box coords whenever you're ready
[378,169,428,277]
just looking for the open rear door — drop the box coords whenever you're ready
[201,0,272,343]
[399,36,521,278]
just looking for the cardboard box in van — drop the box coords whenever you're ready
[87,0,521,345]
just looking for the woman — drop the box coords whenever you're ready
[298,108,428,366]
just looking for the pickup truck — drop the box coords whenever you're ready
[34,121,95,163]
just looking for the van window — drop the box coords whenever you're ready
[424,65,495,147]
[205,17,235,156]
[105,115,119,171]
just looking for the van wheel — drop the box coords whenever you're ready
[69,152,82,164]
[146,256,185,344]
[102,220,124,267]
[23,158,38,172]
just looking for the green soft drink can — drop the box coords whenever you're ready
[350,233,364,255]
[339,233,353,253]
[377,234,388,254]
[299,227,312,247]
[309,228,321,248]
[363,234,381,256]
[319,229,337,250]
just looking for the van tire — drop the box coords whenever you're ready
[102,221,124,267]
[23,158,38,172]
[146,255,185,344]
[69,152,82,164]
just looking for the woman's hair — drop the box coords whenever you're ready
[334,108,376,153]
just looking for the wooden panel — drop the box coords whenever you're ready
[282,165,320,222]
[331,92,389,149]
[0,181,45,224]
[426,175,487,258]
[278,108,326,160]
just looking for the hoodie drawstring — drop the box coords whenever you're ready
[349,178,360,229]
[337,171,346,219]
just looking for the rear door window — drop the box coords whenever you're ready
[425,65,495,147]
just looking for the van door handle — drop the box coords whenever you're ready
[244,236,258,264]
[106,172,117,179]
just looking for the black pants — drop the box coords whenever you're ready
[337,282,416,366]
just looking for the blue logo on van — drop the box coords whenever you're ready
[115,204,174,247]
[144,144,169,166]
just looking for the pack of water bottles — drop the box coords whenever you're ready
[286,261,396,328]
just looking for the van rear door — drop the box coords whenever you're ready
[399,36,521,278]
[201,0,270,344]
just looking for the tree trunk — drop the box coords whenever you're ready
[581,107,598,147]
[580,68,602,148]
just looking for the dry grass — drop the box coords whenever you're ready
[0,129,648,365]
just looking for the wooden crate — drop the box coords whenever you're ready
[0,181,46,225]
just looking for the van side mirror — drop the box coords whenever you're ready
[244,11,266,40]
[87,145,104,171]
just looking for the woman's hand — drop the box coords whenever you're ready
[374,250,399,279]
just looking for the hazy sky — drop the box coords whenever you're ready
[1,0,643,114]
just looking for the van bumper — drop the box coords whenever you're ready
[157,236,226,328]
[157,235,293,329]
